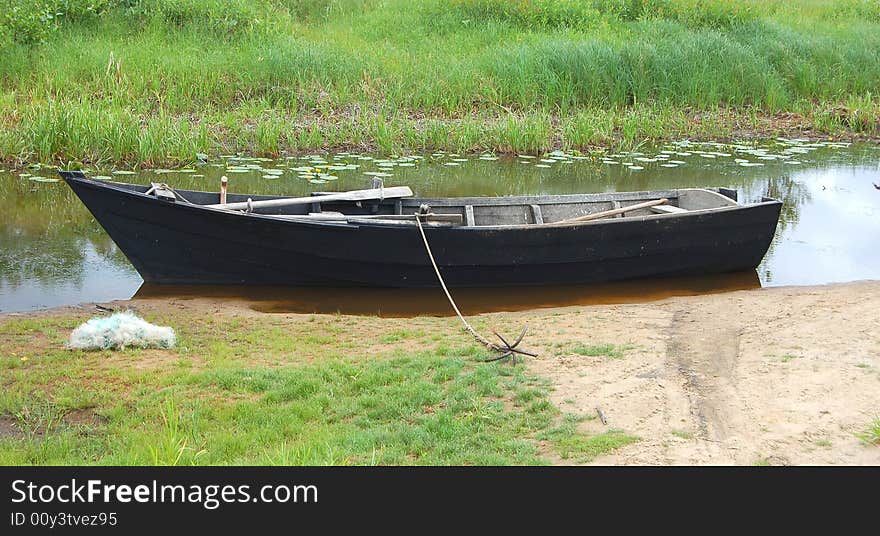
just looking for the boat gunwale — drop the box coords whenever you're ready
[61,174,782,231]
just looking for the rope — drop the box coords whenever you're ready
[145,183,192,204]
[414,214,500,351]
[415,213,536,363]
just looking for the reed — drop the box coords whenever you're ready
[1,0,878,165]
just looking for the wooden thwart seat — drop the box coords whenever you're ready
[650,205,688,214]
[529,204,544,224]
[464,205,475,226]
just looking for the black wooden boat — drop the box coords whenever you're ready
[59,171,782,287]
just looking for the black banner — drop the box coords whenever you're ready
[1,466,875,531]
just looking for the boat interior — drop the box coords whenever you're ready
[101,178,742,227]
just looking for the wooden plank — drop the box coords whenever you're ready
[300,211,462,224]
[277,212,462,223]
[271,214,457,226]
[411,189,679,207]
[464,205,475,226]
[650,205,688,214]
[548,198,668,225]
[206,186,413,211]
[529,204,544,224]
[345,219,454,227]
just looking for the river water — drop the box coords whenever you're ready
[1,139,878,314]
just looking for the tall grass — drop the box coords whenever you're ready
[1,0,878,164]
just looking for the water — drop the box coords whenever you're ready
[2,139,878,314]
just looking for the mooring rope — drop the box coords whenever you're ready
[414,213,536,363]
[414,214,498,350]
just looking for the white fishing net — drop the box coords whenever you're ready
[68,311,175,350]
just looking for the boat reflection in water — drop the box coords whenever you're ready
[134,270,761,317]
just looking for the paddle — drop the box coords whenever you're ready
[549,198,669,224]
[206,186,414,211]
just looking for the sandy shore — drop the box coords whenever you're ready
[519,280,880,465]
[3,280,879,465]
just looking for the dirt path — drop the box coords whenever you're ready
[523,281,880,465]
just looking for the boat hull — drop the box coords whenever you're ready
[63,175,782,287]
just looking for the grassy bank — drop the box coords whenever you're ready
[1,0,879,165]
[0,306,636,465]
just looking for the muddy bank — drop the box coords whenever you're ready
[3,280,879,465]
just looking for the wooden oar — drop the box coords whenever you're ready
[550,198,669,225]
[302,212,462,223]
[205,186,413,211]
[271,212,462,225]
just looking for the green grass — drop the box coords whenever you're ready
[539,416,637,462]
[856,416,880,446]
[671,429,693,440]
[0,0,879,165]
[570,343,630,359]
[0,309,635,465]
